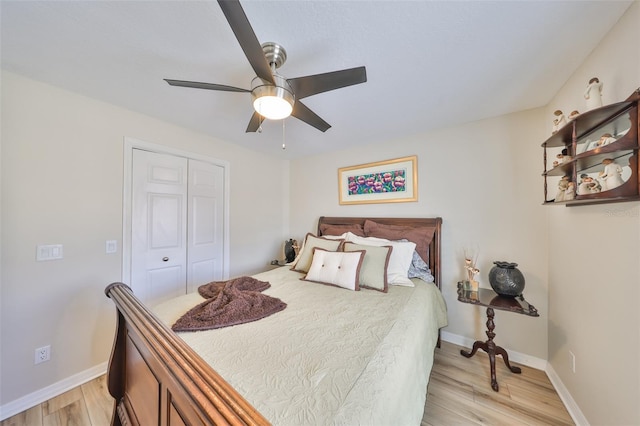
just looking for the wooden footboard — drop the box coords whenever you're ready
[104,282,269,426]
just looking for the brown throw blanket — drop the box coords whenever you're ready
[172,276,286,332]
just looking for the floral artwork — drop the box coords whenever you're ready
[338,156,417,205]
[347,169,407,195]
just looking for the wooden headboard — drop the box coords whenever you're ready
[317,216,442,290]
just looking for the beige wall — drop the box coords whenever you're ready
[289,106,551,361]
[0,72,288,405]
[545,2,640,425]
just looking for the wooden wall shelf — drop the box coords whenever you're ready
[542,89,640,206]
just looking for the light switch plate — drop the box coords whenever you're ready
[36,244,63,261]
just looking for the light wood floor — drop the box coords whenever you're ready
[1,375,112,426]
[423,341,574,425]
[2,341,573,426]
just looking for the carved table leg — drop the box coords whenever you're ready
[460,307,521,392]
[495,345,522,374]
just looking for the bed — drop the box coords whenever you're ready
[105,216,446,425]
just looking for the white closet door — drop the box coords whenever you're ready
[187,159,225,293]
[130,148,226,305]
[131,149,188,305]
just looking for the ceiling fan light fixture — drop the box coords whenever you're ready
[251,76,294,120]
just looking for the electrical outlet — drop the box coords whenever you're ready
[35,345,51,364]
[569,350,576,373]
[106,240,117,254]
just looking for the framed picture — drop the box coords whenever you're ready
[338,155,418,205]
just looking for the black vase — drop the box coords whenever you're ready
[488,261,525,297]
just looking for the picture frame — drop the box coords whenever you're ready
[338,155,418,205]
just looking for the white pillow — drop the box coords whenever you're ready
[320,233,348,241]
[291,233,344,273]
[303,248,365,291]
[345,233,416,286]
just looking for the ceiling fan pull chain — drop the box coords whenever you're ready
[282,119,286,150]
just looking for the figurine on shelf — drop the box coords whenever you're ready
[552,110,567,134]
[568,110,580,120]
[553,153,563,167]
[585,139,600,151]
[597,133,616,147]
[584,77,603,111]
[555,176,570,201]
[564,182,576,201]
[553,148,572,167]
[599,158,624,191]
[577,174,601,195]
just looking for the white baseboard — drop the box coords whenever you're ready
[545,363,590,426]
[0,362,108,421]
[440,331,589,426]
[440,331,547,370]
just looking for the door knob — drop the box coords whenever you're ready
[162,257,169,262]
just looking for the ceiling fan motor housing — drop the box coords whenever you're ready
[251,74,295,120]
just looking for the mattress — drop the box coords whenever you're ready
[153,266,448,426]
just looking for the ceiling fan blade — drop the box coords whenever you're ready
[165,79,250,93]
[245,111,265,133]
[217,0,275,85]
[287,66,367,100]
[291,101,331,132]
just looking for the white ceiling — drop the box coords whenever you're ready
[1,1,632,159]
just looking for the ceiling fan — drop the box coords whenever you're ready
[165,0,367,133]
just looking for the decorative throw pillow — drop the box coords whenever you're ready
[345,233,416,286]
[291,233,344,273]
[288,232,346,266]
[363,219,435,261]
[302,248,365,291]
[343,242,392,293]
[408,250,434,283]
[319,223,366,237]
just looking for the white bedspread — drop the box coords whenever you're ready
[153,267,447,426]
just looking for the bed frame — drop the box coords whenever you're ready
[104,216,442,425]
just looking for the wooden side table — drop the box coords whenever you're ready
[457,282,539,391]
